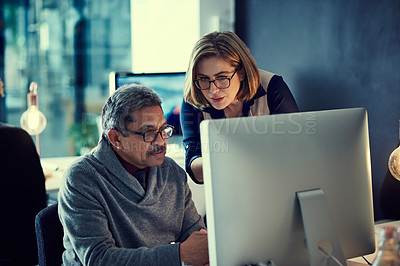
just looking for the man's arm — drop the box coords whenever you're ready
[174,166,208,265]
[180,229,209,265]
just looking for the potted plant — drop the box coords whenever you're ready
[68,114,100,155]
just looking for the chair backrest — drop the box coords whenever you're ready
[0,124,47,265]
[35,203,65,266]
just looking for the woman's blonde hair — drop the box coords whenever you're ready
[184,31,260,109]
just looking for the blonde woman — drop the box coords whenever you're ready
[180,31,298,184]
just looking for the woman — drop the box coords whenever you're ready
[180,31,299,184]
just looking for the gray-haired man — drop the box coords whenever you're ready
[58,84,208,265]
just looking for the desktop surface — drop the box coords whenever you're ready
[347,220,400,265]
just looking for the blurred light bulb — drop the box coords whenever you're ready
[388,120,400,181]
[20,81,47,135]
[388,146,400,181]
[20,105,47,135]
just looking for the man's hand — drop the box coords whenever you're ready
[180,229,209,266]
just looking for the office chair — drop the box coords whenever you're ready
[35,203,64,266]
[0,123,47,265]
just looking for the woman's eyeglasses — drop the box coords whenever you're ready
[194,68,239,90]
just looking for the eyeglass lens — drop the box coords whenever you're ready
[144,127,173,142]
[196,79,230,90]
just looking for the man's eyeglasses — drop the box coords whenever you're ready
[194,67,239,90]
[126,125,174,142]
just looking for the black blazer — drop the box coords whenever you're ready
[0,123,47,265]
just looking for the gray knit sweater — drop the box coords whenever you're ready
[58,138,205,265]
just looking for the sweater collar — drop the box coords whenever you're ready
[114,151,149,176]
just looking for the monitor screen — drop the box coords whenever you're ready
[200,108,375,266]
[109,71,186,134]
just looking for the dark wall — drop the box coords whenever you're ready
[236,0,400,221]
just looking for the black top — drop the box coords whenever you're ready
[0,123,47,265]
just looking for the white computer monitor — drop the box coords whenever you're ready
[200,108,375,266]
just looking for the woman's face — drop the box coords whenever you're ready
[196,57,243,110]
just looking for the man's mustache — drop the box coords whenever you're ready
[147,145,166,155]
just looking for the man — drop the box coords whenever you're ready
[58,84,208,265]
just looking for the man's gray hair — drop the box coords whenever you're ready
[101,83,162,140]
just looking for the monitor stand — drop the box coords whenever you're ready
[296,189,346,266]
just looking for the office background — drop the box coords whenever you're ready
[0,0,399,221]
[236,0,400,221]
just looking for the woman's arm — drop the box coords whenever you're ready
[180,100,205,184]
[267,75,299,114]
[189,157,204,183]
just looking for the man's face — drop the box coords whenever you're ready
[118,105,167,168]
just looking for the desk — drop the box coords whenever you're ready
[347,220,400,265]
[41,143,206,216]
[42,156,80,193]
[41,153,398,264]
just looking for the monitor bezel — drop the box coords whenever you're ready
[109,71,186,95]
